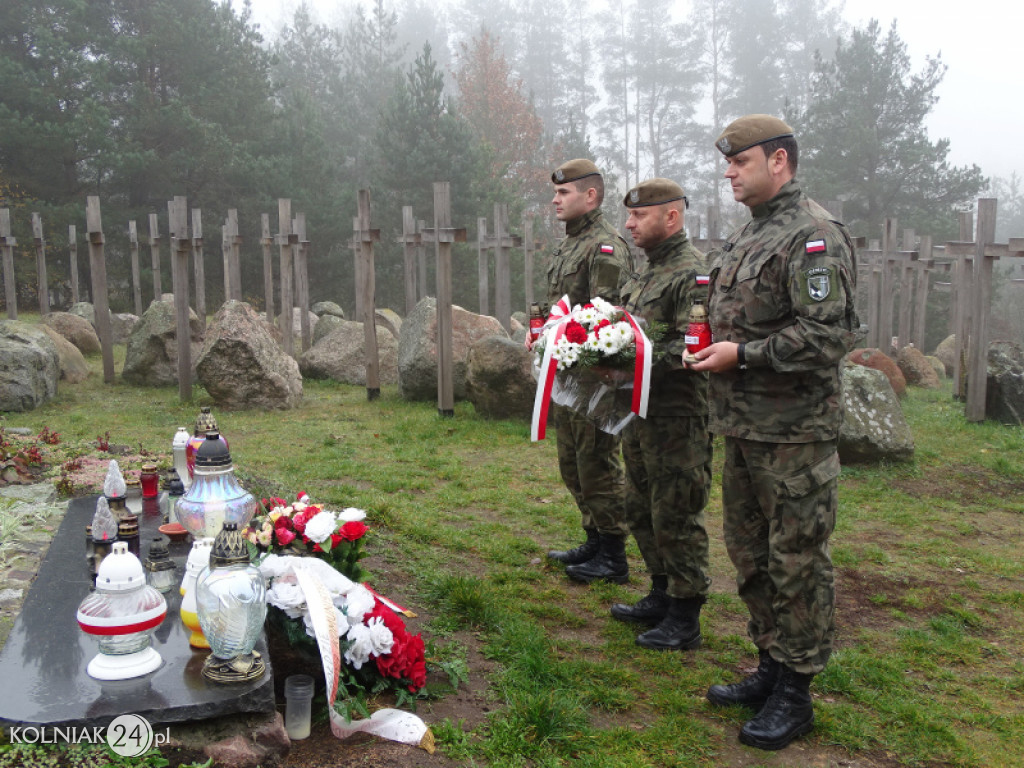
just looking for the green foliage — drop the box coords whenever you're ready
[794,19,987,240]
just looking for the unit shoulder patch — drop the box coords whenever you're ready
[799,265,836,304]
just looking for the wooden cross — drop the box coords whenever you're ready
[0,209,18,319]
[349,207,380,321]
[148,212,162,302]
[396,206,421,315]
[276,199,296,358]
[521,216,544,310]
[292,212,311,353]
[260,213,274,324]
[191,209,207,333]
[86,197,115,383]
[354,190,381,400]
[478,203,522,331]
[168,196,193,401]
[68,224,79,306]
[128,221,143,316]
[420,183,467,417]
[31,213,50,316]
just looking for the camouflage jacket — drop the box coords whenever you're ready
[621,230,709,418]
[546,209,632,308]
[706,180,859,442]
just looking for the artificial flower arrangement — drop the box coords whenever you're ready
[244,493,428,709]
[531,296,663,438]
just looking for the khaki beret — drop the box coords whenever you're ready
[715,114,794,157]
[551,158,600,184]
[624,178,687,208]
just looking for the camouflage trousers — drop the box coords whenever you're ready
[623,416,712,599]
[555,405,628,537]
[721,437,840,674]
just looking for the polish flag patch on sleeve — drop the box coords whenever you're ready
[696,275,710,285]
[805,239,827,254]
[599,244,615,253]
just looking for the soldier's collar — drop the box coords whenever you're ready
[750,179,801,220]
[565,208,603,237]
[644,230,689,262]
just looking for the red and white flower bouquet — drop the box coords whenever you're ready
[532,295,654,439]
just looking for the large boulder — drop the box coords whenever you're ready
[197,300,302,410]
[465,336,535,420]
[375,308,402,340]
[111,313,139,344]
[896,345,941,389]
[68,301,95,326]
[311,301,345,320]
[397,298,508,401]
[934,334,957,377]
[312,313,346,345]
[846,348,906,397]
[0,321,60,412]
[299,319,399,386]
[839,362,914,463]
[41,312,101,354]
[276,307,318,342]
[122,299,204,386]
[925,355,946,381]
[984,341,1024,425]
[39,325,90,384]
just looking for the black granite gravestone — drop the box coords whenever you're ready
[0,495,275,728]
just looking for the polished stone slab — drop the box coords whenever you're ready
[0,495,275,729]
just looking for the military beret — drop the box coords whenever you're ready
[624,178,687,208]
[715,114,794,157]
[551,158,600,184]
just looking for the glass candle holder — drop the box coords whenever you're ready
[144,538,177,593]
[284,674,314,739]
[140,464,160,499]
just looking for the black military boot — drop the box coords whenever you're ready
[564,535,628,584]
[635,596,703,650]
[547,528,599,565]
[610,575,668,624]
[738,666,815,751]
[706,649,781,709]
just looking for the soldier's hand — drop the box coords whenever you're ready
[686,342,739,373]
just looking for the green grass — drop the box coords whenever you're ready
[1,330,1023,767]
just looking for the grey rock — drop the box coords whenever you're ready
[839,362,914,463]
[312,313,345,345]
[122,299,204,386]
[896,345,941,389]
[276,307,318,341]
[111,312,139,344]
[68,301,95,326]
[310,300,345,319]
[198,300,302,410]
[375,308,402,339]
[39,325,90,384]
[985,341,1024,425]
[925,355,946,381]
[40,311,101,354]
[0,482,58,504]
[0,320,60,412]
[466,335,535,420]
[299,319,398,385]
[934,334,957,377]
[397,297,508,401]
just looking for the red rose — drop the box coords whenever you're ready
[273,515,293,530]
[330,533,344,548]
[291,508,315,533]
[339,520,368,542]
[276,528,296,546]
[565,320,588,344]
[311,542,323,553]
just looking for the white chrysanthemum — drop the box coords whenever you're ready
[344,623,374,669]
[583,334,602,352]
[365,616,395,656]
[590,297,617,317]
[339,507,366,522]
[612,321,633,342]
[576,306,600,327]
[303,509,338,543]
[342,584,376,624]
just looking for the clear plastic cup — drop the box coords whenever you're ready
[284,674,315,740]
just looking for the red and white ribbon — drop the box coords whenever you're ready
[292,563,433,751]
[530,306,652,441]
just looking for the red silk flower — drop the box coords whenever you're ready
[339,520,368,542]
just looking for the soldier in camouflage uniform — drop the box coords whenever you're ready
[542,159,634,584]
[690,116,858,751]
[607,178,712,651]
